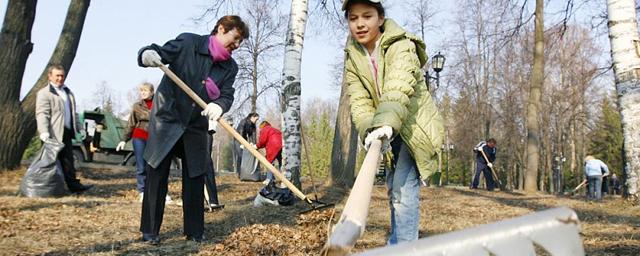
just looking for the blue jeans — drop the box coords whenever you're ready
[386,140,420,245]
[587,175,602,200]
[132,138,147,193]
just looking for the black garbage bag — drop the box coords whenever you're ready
[19,140,66,197]
[253,180,294,207]
[239,148,262,181]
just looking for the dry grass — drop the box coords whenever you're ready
[0,166,638,255]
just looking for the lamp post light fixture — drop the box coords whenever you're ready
[440,142,454,186]
[425,52,446,90]
[553,154,566,194]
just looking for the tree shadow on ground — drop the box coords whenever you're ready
[451,188,640,226]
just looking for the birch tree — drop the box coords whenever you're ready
[281,0,309,188]
[606,0,640,202]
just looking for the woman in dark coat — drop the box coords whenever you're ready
[136,15,249,245]
[234,113,259,175]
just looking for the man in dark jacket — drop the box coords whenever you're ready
[471,138,497,191]
[137,15,248,245]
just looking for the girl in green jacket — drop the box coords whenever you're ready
[343,0,444,244]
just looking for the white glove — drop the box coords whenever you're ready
[364,125,393,151]
[141,50,163,67]
[116,141,126,152]
[208,118,218,133]
[201,103,223,120]
[79,129,87,139]
[39,133,50,142]
[487,163,493,168]
[475,146,483,151]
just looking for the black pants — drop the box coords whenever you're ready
[58,128,80,187]
[204,167,219,204]
[140,139,205,238]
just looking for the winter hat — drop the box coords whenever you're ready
[342,0,382,10]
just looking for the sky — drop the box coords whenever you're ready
[0,1,359,113]
[0,0,611,115]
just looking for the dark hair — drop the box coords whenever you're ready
[487,138,497,144]
[246,112,259,119]
[212,15,250,39]
[344,0,385,19]
[47,64,65,74]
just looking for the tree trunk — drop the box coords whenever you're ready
[329,66,358,188]
[0,0,91,170]
[0,0,37,170]
[281,0,308,189]
[606,0,640,203]
[251,53,258,113]
[524,0,544,192]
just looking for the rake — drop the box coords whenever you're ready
[158,65,333,214]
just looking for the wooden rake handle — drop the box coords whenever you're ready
[479,148,502,187]
[158,65,309,202]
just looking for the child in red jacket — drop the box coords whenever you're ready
[256,121,283,183]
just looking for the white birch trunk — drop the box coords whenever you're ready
[281,0,309,188]
[607,0,640,202]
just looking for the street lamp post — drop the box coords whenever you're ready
[440,142,454,186]
[553,154,566,194]
[425,52,446,90]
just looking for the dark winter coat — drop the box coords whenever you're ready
[476,145,496,167]
[235,118,257,143]
[256,124,282,163]
[138,33,238,178]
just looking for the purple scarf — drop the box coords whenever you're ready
[205,36,231,100]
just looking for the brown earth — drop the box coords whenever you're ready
[0,166,638,255]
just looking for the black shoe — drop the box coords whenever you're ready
[142,234,160,245]
[69,183,93,193]
[186,235,205,243]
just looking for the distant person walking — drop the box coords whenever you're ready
[584,155,609,200]
[471,139,497,191]
[36,64,92,193]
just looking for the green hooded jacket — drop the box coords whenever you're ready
[345,19,444,179]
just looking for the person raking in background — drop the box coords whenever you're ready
[471,138,497,191]
[584,155,609,201]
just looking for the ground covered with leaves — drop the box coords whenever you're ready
[0,165,638,255]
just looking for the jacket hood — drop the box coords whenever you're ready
[347,19,428,67]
